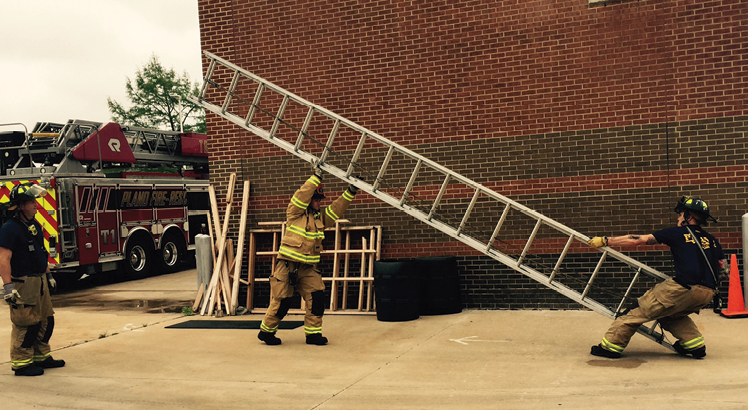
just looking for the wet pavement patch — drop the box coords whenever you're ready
[586,358,646,369]
[166,320,303,329]
[53,294,192,314]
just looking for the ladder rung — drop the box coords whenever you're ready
[427,174,450,220]
[319,119,340,164]
[486,203,511,252]
[346,131,368,177]
[372,145,394,192]
[295,107,315,151]
[245,83,265,126]
[456,187,480,237]
[582,251,608,300]
[614,267,642,314]
[400,159,421,206]
[549,234,575,283]
[268,95,289,139]
[518,219,542,266]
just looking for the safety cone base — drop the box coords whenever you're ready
[720,309,748,318]
[720,254,747,319]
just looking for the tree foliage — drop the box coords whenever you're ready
[108,55,205,133]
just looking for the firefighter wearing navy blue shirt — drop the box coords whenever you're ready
[0,182,65,376]
[587,196,727,359]
[258,167,358,346]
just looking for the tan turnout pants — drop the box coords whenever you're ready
[601,278,716,354]
[10,275,54,370]
[261,260,325,335]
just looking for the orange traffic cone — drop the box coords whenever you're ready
[720,254,747,318]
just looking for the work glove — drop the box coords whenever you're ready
[348,174,361,194]
[3,282,19,305]
[587,236,608,248]
[311,158,323,180]
[47,273,57,292]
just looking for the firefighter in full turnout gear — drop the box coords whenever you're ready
[587,196,727,359]
[258,167,358,345]
[0,182,65,376]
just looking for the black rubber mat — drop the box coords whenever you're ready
[166,320,303,330]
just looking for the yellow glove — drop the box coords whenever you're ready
[588,236,608,248]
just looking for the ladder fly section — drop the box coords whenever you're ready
[190,51,675,350]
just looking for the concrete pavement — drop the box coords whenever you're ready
[1,269,747,409]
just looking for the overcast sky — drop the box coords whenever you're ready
[0,0,202,133]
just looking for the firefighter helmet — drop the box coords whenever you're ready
[674,196,717,224]
[10,182,47,204]
[312,184,326,200]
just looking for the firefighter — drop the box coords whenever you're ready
[587,196,727,359]
[258,166,359,346]
[0,182,65,376]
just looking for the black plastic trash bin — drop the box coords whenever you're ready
[415,256,462,315]
[374,259,420,322]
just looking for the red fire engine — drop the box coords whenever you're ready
[0,119,210,283]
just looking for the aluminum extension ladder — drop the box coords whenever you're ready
[189,51,675,350]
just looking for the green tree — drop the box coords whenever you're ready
[108,55,206,133]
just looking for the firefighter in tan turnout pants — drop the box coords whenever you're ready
[258,168,358,346]
[587,196,727,359]
[0,183,65,376]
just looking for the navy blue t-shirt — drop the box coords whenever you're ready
[0,217,48,275]
[652,225,725,289]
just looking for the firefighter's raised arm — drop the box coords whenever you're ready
[322,183,358,228]
[287,174,322,220]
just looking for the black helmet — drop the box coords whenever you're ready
[9,183,47,207]
[674,196,717,224]
[312,184,326,200]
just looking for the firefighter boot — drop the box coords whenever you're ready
[14,365,44,376]
[257,330,282,346]
[36,356,66,369]
[673,342,706,359]
[590,344,621,359]
[306,334,328,346]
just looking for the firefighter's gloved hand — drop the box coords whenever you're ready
[47,273,57,292]
[3,283,19,305]
[348,184,359,194]
[311,159,323,179]
[588,236,608,248]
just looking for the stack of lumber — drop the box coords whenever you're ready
[192,173,250,316]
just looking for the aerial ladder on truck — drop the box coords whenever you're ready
[0,119,210,280]
[189,51,676,351]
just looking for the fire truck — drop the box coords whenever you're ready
[0,119,211,283]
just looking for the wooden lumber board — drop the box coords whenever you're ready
[201,175,235,316]
[230,180,250,313]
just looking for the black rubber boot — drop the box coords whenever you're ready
[306,334,328,345]
[14,365,44,376]
[36,357,65,369]
[257,330,281,345]
[673,342,706,359]
[590,344,621,359]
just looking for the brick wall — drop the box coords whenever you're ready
[198,0,748,310]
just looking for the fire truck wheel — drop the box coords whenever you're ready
[124,236,153,278]
[156,234,186,273]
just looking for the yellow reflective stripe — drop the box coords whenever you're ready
[308,175,321,186]
[601,337,624,353]
[681,336,705,350]
[342,190,355,202]
[12,358,33,367]
[286,225,324,239]
[291,196,309,210]
[304,326,323,334]
[325,206,339,221]
[33,353,51,362]
[279,246,320,263]
[260,322,278,333]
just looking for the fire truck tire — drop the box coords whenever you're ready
[123,236,153,278]
[156,233,186,273]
